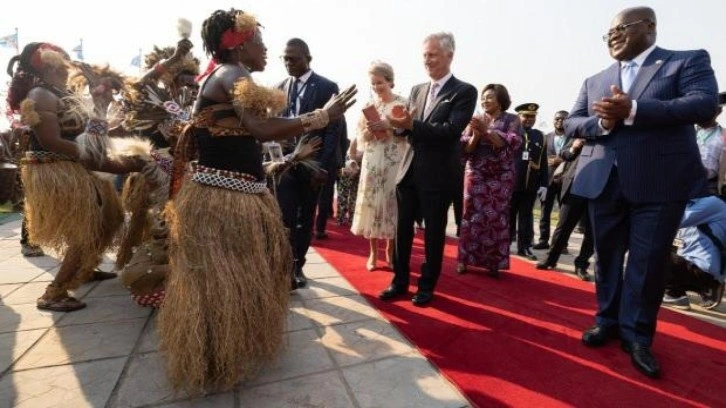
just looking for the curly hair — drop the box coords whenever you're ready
[482,83,512,111]
[6,42,47,112]
[200,9,240,63]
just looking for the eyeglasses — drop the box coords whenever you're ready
[601,19,651,42]
[280,55,303,63]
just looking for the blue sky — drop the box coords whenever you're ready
[1,0,724,130]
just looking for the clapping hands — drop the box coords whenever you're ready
[592,85,632,130]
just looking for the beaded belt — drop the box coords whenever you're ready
[151,150,173,175]
[21,150,76,164]
[190,162,268,194]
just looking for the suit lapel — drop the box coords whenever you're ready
[299,73,317,114]
[423,76,457,122]
[414,84,427,121]
[629,47,670,100]
[601,63,620,99]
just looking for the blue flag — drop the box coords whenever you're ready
[0,32,18,50]
[72,43,83,60]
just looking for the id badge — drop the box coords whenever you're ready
[672,238,683,248]
[264,142,284,162]
[522,151,530,161]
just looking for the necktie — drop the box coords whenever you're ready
[289,78,301,116]
[424,82,439,117]
[621,61,637,94]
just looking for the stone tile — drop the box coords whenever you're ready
[0,268,44,285]
[295,277,358,301]
[251,328,335,385]
[342,355,468,408]
[0,328,46,373]
[304,251,327,265]
[112,352,180,407]
[0,356,126,408]
[30,266,59,282]
[0,303,61,333]
[5,255,61,269]
[0,283,21,297]
[303,262,341,279]
[57,296,151,327]
[320,319,414,367]
[157,393,235,408]
[85,278,129,298]
[304,295,384,327]
[286,300,314,332]
[2,281,94,305]
[14,318,146,370]
[239,371,354,407]
[137,315,159,353]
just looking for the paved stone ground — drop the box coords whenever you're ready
[1,208,723,408]
[0,216,470,408]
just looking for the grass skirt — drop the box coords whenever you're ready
[159,180,292,395]
[21,160,123,290]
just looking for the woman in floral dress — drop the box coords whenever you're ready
[457,84,522,278]
[351,61,406,270]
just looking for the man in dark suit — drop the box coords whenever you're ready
[534,110,569,250]
[276,38,341,289]
[535,136,593,281]
[565,7,718,378]
[315,116,347,237]
[510,103,548,261]
[377,32,476,306]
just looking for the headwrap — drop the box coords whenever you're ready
[196,13,259,83]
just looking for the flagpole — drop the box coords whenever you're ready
[14,27,18,54]
[138,48,142,74]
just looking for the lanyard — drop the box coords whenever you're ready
[697,126,720,146]
[289,79,309,116]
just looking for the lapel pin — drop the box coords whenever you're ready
[655,60,663,65]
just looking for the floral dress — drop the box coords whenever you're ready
[458,112,522,269]
[350,95,407,239]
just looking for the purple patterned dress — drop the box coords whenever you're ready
[458,112,522,270]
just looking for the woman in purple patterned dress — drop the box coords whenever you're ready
[457,84,522,278]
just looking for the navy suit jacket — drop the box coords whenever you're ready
[396,76,477,192]
[565,47,718,203]
[277,72,341,170]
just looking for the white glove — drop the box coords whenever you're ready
[537,187,548,201]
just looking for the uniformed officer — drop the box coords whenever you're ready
[510,103,549,260]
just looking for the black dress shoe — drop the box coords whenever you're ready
[412,291,434,306]
[486,268,500,279]
[379,284,408,301]
[517,248,537,261]
[621,341,660,378]
[532,241,550,250]
[575,267,591,281]
[293,269,308,288]
[582,325,619,347]
[314,231,329,239]
[535,261,556,270]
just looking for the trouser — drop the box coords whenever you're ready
[538,182,562,242]
[510,191,537,251]
[665,252,719,294]
[545,194,593,268]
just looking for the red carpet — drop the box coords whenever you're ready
[313,222,726,408]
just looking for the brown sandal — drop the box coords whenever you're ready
[37,296,87,312]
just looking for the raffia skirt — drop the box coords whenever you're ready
[20,159,123,290]
[159,180,292,395]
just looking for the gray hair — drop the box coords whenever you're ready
[368,60,395,88]
[423,32,455,53]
